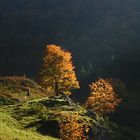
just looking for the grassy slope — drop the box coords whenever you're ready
[0,76,139,140]
[0,76,59,140]
[0,96,88,140]
[0,76,52,105]
[0,111,58,140]
[0,77,86,140]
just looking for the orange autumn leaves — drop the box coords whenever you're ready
[40,44,122,116]
[39,44,123,139]
[40,45,79,95]
[85,79,122,116]
[59,112,87,140]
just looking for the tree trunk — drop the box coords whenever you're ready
[54,81,59,96]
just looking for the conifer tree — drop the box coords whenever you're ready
[40,44,79,95]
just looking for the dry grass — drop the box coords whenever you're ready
[0,76,53,103]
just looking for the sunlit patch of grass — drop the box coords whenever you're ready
[0,112,59,140]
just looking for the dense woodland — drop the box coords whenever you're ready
[0,0,140,139]
[0,0,140,83]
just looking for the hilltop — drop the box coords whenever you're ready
[0,76,52,105]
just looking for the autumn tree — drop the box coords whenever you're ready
[59,112,87,140]
[85,78,122,116]
[40,44,79,95]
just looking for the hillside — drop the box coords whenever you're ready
[0,111,58,140]
[0,95,96,140]
[0,76,139,140]
[1,96,138,140]
[0,76,51,105]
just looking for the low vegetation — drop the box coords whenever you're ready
[0,110,59,140]
[0,76,50,104]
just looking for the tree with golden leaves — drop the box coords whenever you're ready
[85,78,122,116]
[40,44,79,95]
[59,112,87,140]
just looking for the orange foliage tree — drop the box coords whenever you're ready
[59,112,86,140]
[40,45,79,95]
[85,78,122,116]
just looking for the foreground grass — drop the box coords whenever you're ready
[0,112,59,140]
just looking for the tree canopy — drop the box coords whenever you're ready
[85,78,122,116]
[40,44,79,95]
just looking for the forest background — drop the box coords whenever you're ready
[0,0,140,133]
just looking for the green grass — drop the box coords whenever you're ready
[0,96,89,140]
[0,111,59,140]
